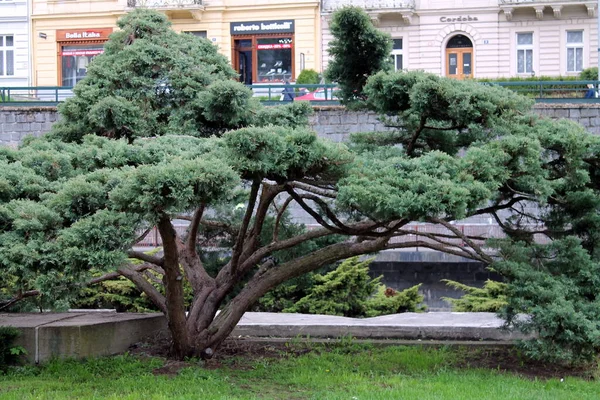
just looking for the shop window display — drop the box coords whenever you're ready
[60,45,104,87]
[257,37,292,82]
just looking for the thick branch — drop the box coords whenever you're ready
[186,205,206,253]
[288,181,338,198]
[208,236,392,346]
[273,196,294,242]
[0,290,40,312]
[406,115,427,157]
[127,250,164,267]
[117,264,167,314]
[156,213,190,356]
[230,179,261,272]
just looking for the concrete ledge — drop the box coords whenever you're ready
[231,312,528,342]
[0,312,167,363]
[1,311,526,363]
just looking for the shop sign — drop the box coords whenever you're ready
[56,28,113,42]
[257,43,292,50]
[60,49,105,56]
[440,16,478,23]
[230,20,294,35]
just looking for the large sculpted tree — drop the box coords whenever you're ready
[2,9,600,362]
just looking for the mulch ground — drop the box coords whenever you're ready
[128,334,598,380]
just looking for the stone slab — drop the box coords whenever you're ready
[231,312,528,342]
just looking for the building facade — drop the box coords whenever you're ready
[322,0,599,79]
[0,0,31,86]
[30,0,321,86]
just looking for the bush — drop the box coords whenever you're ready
[579,67,598,81]
[442,279,507,312]
[495,238,600,364]
[283,257,424,317]
[0,326,24,372]
[296,69,320,85]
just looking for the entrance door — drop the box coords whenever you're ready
[234,39,253,85]
[445,35,473,80]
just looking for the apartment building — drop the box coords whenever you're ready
[0,0,30,86]
[322,0,599,79]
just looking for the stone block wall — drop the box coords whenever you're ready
[0,107,59,147]
[529,103,600,135]
[4,104,600,147]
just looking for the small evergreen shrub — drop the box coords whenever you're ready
[284,257,424,317]
[442,279,507,312]
[365,285,425,317]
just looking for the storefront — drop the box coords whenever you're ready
[31,0,320,86]
[230,20,295,85]
[56,28,112,87]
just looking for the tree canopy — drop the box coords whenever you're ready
[1,8,600,363]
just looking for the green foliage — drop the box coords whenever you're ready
[284,257,424,317]
[493,238,600,364]
[325,7,391,106]
[48,9,302,143]
[580,67,598,81]
[71,277,158,312]
[365,284,425,317]
[442,279,508,312]
[296,69,320,85]
[0,327,23,371]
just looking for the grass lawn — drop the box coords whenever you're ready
[0,343,598,400]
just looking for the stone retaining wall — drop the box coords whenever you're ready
[2,104,600,147]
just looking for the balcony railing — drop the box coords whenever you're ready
[322,0,415,11]
[127,0,203,8]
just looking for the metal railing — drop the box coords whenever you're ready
[486,80,600,103]
[3,81,600,107]
[0,86,74,106]
[248,83,339,104]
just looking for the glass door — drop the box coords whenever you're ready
[446,48,473,80]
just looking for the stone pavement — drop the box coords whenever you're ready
[1,311,527,363]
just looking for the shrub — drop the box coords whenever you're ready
[284,257,424,317]
[365,285,425,317]
[296,69,320,85]
[495,238,600,364]
[0,326,24,372]
[579,67,598,81]
[442,279,507,312]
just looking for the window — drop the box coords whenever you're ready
[256,37,292,82]
[566,30,583,73]
[0,35,15,76]
[60,45,104,86]
[184,31,207,39]
[516,33,533,74]
[390,38,403,71]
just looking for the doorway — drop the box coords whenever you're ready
[234,39,253,85]
[445,35,473,80]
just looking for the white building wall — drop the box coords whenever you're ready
[0,0,30,86]
[321,0,598,79]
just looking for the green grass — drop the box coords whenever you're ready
[0,346,598,400]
